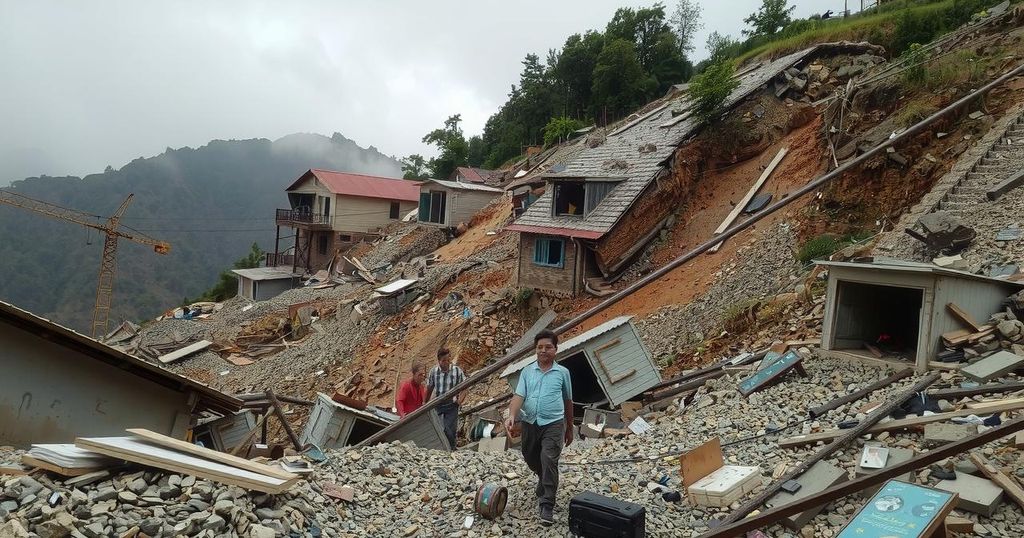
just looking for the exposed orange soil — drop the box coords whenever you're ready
[570,115,828,335]
[433,200,511,261]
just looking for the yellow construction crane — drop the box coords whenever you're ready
[0,189,170,338]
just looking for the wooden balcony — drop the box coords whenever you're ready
[275,208,332,230]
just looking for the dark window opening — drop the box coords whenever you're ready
[559,351,603,405]
[347,418,385,445]
[389,201,401,219]
[832,281,922,361]
[419,191,447,224]
[534,238,565,268]
[553,182,585,216]
[323,197,331,219]
[318,234,328,256]
[339,234,352,242]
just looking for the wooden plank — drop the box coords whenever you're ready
[126,428,295,481]
[158,340,212,364]
[76,436,296,494]
[708,147,788,253]
[966,397,1024,410]
[267,390,303,451]
[969,452,1024,510]
[591,338,622,382]
[986,168,1024,201]
[945,516,974,533]
[946,302,984,332]
[679,437,724,490]
[807,368,913,419]
[699,417,1024,538]
[20,455,103,477]
[780,398,1024,447]
[928,381,1024,400]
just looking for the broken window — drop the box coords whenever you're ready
[553,182,585,216]
[318,234,329,256]
[534,237,565,268]
[389,201,400,219]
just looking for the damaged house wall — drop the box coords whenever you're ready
[0,301,240,448]
[517,233,581,296]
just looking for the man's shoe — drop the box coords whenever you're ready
[538,504,554,526]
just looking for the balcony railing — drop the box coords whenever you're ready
[265,252,295,268]
[275,208,332,229]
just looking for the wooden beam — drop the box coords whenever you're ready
[708,147,788,253]
[780,398,1024,448]
[267,390,303,452]
[946,303,984,333]
[807,368,913,418]
[969,453,1024,510]
[643,369,726,404]
[928,381,1024,400]
[720,373,940,526]
[700,417,1024,537]
[986,168,1024,201]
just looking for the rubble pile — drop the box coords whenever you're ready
[358,224,448,271]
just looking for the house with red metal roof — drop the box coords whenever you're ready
[449,166,498,185]
[269,169,421,273]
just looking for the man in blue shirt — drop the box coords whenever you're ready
[504,330,573,525]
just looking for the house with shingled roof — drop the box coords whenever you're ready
[269,168,421,273]
[450,166,498,185]
[505,44,859,296]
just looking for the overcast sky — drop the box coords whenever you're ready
[0,0,838,183]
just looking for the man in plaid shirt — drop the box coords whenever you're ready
[425,347,465,450]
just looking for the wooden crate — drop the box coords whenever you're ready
[688,465,762,507]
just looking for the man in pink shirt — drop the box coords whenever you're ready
[396,363,426,417]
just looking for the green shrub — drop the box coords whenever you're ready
[797,235,842,265]
[542,116,584,147]
[689,61,740,123]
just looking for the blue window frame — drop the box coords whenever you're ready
[533,237,565,268]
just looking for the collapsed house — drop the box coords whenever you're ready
[499,316,661,408]
[818,259,1024,371]
[301,393,450,450]
[0,300,240,447]
[269,168,421,273]
[416,179,502,228]
[505,43,882,296]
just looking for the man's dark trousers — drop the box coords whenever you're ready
[520,420,564,508]
[436,402,458,450]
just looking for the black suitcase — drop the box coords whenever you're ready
[568,491,645,538]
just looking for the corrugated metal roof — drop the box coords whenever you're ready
[286,169,421,202]
[420,178,502,193]
[817,259,1024,288]
[231,268,296,281]
[0,300,241,415]
[499,316,634,378]
[510,46,826,237]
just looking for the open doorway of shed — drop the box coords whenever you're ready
[560,351,605,405]
[347,418,385,445]
[831,281,922,362]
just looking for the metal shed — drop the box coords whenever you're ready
[231,267,299,302]
[300,393,450,450]
[499,316,661,407]
[418,179,502,227]
[819,259,1024,372]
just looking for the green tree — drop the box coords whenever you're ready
[422,114,469,179]
[198,242,265,302]
[543,116,584,147]
[706,31,739,63]
[688,61,739,122]
[743,0,796,37]
[400,154,430,179]
[553,31,605,118]
[467,136,485,168]
[592,39,648,122]
[670,0,703,54]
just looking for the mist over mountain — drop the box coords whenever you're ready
[0,132,402,332]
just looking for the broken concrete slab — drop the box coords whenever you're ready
[936,472,1004,517]
[764,460,846,531]
[910,211,977,252]
[924,423,977,447]
[961,350,1024,382]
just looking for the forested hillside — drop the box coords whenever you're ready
[0,133,401,332]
